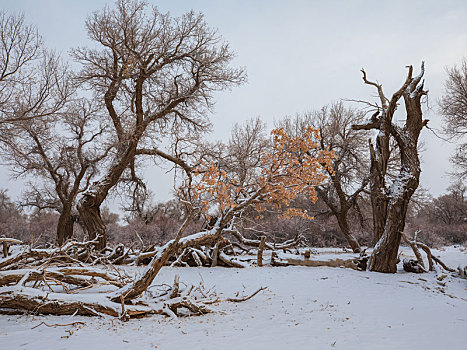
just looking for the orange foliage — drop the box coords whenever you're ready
[186,126,335,220]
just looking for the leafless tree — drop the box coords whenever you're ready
[427,181,466,226]
[0,11,71,136]
[352,63,428,273]
[0,189,27,240]
[72,0,245,248]
[2,100,110,245]
[440,58,467,179]
[408,181,467,247]
[223,117,269,186]
[0,10,41,118]
[0,11,79,245]
[278,102,370,252]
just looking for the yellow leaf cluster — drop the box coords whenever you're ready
[186,126,335,219]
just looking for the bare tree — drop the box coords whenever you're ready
[278,103,370,253]
[0,12,77,245]
[427,181,466,226]
[440,58,467,179]
[0,10,41,120]
[0,11,71,137]
[72,0,245,248]
[408,181,467,247]
[2,100,109,245]
[0,189,28,240]
[223,117,269,187]
[352,63,428,273]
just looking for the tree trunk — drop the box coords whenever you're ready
[77,142,138,249]
[257,236,266,266]
[77,194,106,250]
[368,207,404,273]
[56,208,75,247]
[368,126,390,245]
[316,187,362,253]
[368,174,418,272]
[369,65,425,273]
[336,215,361,253]
[353,63,427,273]
[368,134,421,272]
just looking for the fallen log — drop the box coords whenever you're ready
[283,257,364,270]
[218,252,249,268]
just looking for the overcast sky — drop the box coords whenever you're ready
[1,0,466,210]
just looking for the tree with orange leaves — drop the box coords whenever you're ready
[177,119,335,245]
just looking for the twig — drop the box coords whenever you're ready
[31,321,85,330]
[226,286,267,302]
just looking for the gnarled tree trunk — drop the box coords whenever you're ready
[353,63,427,273]
[78,142,138,249]
[77,195,107,249]
[368,137,389,245]
[56,207,74,246]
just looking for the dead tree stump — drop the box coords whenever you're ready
[257,236,266,267]
[2,242,7,258]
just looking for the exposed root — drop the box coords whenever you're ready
[432,255,456,273]
[401,232,455,274]
[458,265,467,279]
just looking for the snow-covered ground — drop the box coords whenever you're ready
[1,246,466,349]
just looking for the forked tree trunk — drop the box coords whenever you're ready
[78,142,138,249]
[353,63,427,273]
[369,156,420,272]
[368,109,423,272]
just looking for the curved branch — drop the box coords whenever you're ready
[361,68,388,108]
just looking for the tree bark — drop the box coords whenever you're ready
[353,63,427,273]
[336,214,361,253]
[77,195,106,250]
[56,207,74,247]
[368,133,420,272]
[257,236,266,267]
[368,138,389,245]
[78,141,138,249]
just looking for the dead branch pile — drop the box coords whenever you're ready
[0,219,270,319]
